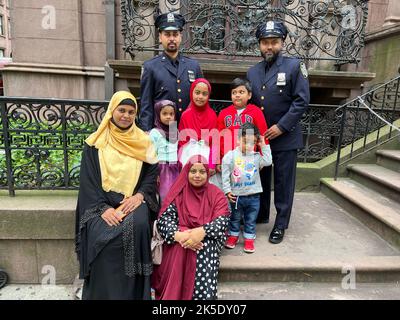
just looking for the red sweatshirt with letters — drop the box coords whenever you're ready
[217,103,269,160]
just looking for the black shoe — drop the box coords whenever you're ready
[269,227,285,244]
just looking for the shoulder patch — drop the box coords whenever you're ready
[300,61,308,79]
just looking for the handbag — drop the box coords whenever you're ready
[151,220,164,265]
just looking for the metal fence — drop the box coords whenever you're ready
[121,0,368,64]
[1,89,399,195]
[333,75,400,179]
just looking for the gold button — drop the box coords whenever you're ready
[179,108,182,112]
[261,107,264,111]
[261,96,264,100]
[178,89,181,93]
[178,99,182,103]
[177,79,181,83]
[262,86,266,90]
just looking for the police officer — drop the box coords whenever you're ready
[247,20,310,244]
[139,12,203,131]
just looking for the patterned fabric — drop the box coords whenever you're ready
[157,203,229,299]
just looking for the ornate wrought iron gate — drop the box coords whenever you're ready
[121,0,368,63]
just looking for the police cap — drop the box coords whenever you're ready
[256,20,288,41]
[155,13,185,31]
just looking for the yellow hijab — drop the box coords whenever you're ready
[86,91,158,197]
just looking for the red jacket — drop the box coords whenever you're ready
[217,104,269,159]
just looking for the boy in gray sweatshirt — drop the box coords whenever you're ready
[222,122,272,253]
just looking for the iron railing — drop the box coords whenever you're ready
[121,0,368,63]
[333,74,400,179]
[1,89,398,195]
[1,96,343,195]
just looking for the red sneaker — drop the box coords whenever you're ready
[243,239,255,253]
[225,235,239,249]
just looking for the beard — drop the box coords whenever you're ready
[262,51,278,63]
[166,42,178,53]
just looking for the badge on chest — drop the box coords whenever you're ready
[277,73,286,86]
[188,70,195,82]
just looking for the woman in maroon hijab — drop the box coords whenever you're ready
[152,155,230,300]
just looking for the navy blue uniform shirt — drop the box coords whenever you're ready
[247,54,310,151]
[139,52,203,131]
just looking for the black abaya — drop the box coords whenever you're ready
[75,144,159,300]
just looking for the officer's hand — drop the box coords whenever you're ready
[265,125,283,140]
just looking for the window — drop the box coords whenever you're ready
[0,49,5,58]
[0,16,3,36]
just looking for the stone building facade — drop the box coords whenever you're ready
[1,0,399,100]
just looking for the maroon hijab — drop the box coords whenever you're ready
[153,155,229,300]
[159,154,228,227]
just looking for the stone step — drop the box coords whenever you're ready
[219,255,400,283]
[347,164,400,203]
[217,281,400,300]
[320,178,400,249]
[376,149,400,173]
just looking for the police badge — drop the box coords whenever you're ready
[277,73,286,86]
[266,21,274,30]
[167,13,175,23]
[188,70,195,82]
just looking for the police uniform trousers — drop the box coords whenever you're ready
[259,149,297,229]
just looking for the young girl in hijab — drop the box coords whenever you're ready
[75,91,159,300]
[152,155,230,300]
[178,78,218,174]
[149,100,179,202]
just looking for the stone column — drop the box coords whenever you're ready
[383,0,400,26]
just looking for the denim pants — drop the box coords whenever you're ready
[228,194,260,239]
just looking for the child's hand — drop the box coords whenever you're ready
[216,164,222,173]
[209,168,216,176]
[226,192,237,203]
[258,135,266,148]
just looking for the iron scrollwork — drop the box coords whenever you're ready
[121,0,368,63]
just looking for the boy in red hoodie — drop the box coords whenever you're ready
[217,78,269,165]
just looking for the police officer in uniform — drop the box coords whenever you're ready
[139,13,203,131]
[247,20,310,244]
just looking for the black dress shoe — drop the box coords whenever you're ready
[269,227,285,244]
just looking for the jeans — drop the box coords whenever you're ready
[228,194,260,239]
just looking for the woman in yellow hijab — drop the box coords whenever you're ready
[75,91,159,300]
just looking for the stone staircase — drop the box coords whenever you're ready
[1,151,400,299]
[321,150,400,249]
[218,149,400,299]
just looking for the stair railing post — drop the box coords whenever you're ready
[334,106,347,181]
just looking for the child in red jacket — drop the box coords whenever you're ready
[217,78,269,166]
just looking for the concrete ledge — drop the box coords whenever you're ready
[219,256,400,283]
[0,191,77,239]
[0,240,79,284]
